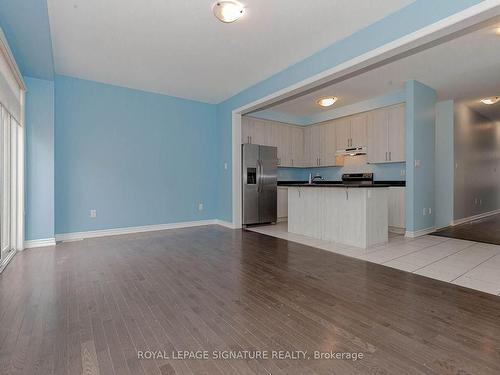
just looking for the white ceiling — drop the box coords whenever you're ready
[46,0,412,103]
[267,25,500,121]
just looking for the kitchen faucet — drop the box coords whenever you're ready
[308,173,324,184]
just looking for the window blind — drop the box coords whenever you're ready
[0,29,24,124]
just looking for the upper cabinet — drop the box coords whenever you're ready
[387,104,405,162]
[242,103,405,168]
[350,114,368,148]
[367,104,405,163]
[242,117,304,167]
[335,114,367,150]
[305,122,342,167]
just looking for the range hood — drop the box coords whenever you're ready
[336,146,367,156]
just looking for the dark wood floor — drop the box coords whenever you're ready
[1,225,500,375]
[433,213,500,245]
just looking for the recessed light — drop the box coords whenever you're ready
[213,1,245,23]
[317,97,338,107]
[480,96,500,105]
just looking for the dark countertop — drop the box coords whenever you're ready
[278,180,405,187]
[279,183,390,188]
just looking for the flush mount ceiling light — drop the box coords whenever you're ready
[213,1,245,23]
[317,97,338,108]
[480,96,500,105]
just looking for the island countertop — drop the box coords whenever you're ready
[279,183,390,188]
[278,180,404,188]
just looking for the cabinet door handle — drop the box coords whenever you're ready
[291,159,294,167]
[389,151,391,161]
[385,151,388,161]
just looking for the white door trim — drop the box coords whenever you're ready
[230,1,500,228]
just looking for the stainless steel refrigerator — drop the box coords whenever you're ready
[242,144,277,225]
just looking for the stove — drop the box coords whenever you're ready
[341,173,374,186]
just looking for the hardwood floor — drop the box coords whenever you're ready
[1,225,500,375]
[433,213,500,245]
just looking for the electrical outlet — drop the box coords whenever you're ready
[429,207,432,215]
[415,160,421,168]
[224,162,228,170]
[198,203,204,211]
[90,209,97,218]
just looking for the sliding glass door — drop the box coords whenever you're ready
[0,104,20,268]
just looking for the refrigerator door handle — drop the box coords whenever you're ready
[257,160,262,193]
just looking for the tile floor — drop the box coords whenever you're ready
[247,222,500,296]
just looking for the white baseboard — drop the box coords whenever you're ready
[24,238,56,249]
[215,219,237,229]
[405,227,436,238]
[56,219,219,242]
[453,209,500,226]
[389,226,405,235]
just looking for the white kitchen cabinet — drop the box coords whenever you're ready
[306,125,321,167]
[305,122,341,167]
[367,104,405,163]
[251,119,273,146]
[289,126,304,167]
[335,114,367,150]
[320,121,338,166]
[335,118,351,150]
[388,187,405,232]
[350,114,368,148]
[277,187,288,219]
[272,123,289,166]
[241,116,255,144]
[367,108,389,163]
[387,104,405,162]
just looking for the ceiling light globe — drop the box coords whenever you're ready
[213,1,245,23]
[480,96,500,105]
[317,97,338,107]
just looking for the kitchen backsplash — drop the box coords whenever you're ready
[278,155,406,181]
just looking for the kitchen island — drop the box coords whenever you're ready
[283,184,389,248]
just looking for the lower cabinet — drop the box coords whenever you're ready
[388,187,405,232]
[277,187,288,220]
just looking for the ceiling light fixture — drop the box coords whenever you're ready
[317,97,338,107]
[480,96,500,105]
[213,1,245,23]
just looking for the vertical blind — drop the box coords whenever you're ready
[0,29,23,123]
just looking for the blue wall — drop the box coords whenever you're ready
[405,80,436,232]
[54,75,218,234]
[435,100,454,228]
[0,0,54,79]
[216,0,481,222]
[25,77,54,240]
